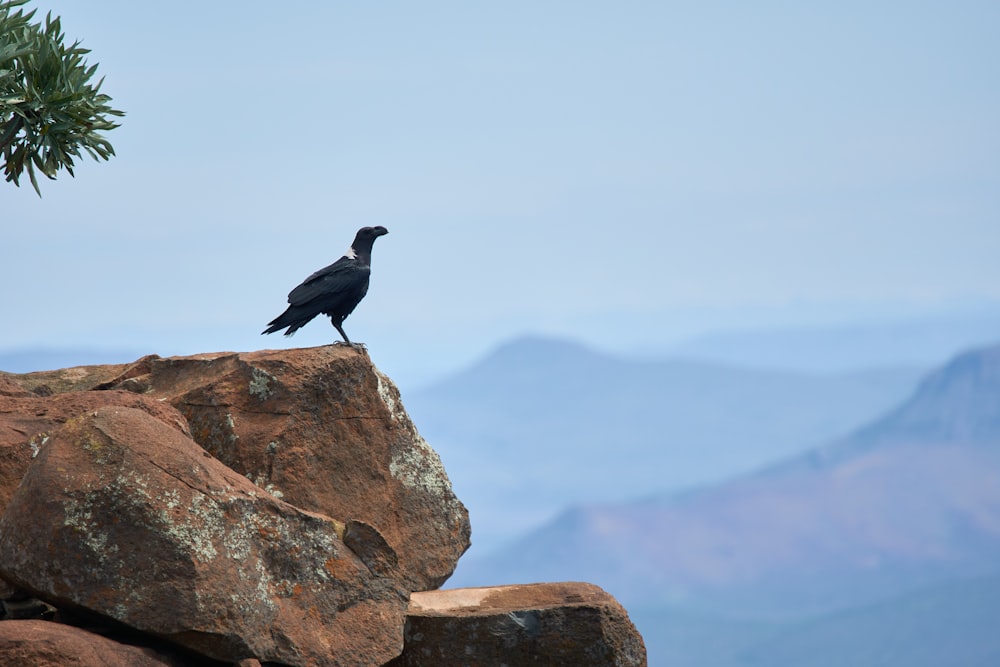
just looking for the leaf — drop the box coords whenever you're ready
[0,3,124,194]
[0,115,22,147]
[26,153,39,195]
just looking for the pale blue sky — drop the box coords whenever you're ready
[3,2,999,384]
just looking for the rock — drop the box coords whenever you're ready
[0,375,32,398]
[389,582,647,666]
[0,351,650,664]
[0,620,194,667]
[2,347,470,591]
[1,355,157,395]
[0,406,409,666]
[0,388,189,515]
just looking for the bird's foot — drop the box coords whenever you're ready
[330,341,367,350]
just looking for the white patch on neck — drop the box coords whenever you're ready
[345,247,357,260]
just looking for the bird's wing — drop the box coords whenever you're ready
[287,258,367,306]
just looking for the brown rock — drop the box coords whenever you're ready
[0,375,32,398]
[1,347,470,590]
[0,406,409,666]
[1,355,156,395]
[389,582,647,666]
[0,619,194,667]
[121,347,468,590]
[0,388,189,514]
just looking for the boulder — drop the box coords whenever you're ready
[0,406,408,666]
[3,347,470,591]
[0,620,195,667]
[0,386,189,514]
[389,582,647,666]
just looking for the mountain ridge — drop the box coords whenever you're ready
[450,341,1000,622]
[407,335,925,552]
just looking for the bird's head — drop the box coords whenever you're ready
[348,225,389,259]
[355,226,389,242]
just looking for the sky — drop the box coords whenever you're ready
[3,1,1000,387]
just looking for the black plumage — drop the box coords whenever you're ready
[262,226,388,345]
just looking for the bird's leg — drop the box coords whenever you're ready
[332,321,354,347]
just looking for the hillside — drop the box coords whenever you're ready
[405,336,923,550]
[451,342,1000,610]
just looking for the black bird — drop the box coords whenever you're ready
[262,226,388,346]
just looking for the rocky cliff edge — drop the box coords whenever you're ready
[0,346,645,666]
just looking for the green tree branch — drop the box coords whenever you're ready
[1,0,124,195]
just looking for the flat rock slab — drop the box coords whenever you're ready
[0,406,408,666]
[389,582,647,666]
[0,620,194,667]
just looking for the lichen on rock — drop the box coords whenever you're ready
[0,406,408,667]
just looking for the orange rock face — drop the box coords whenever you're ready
[0,347,645,664]
[0,406,408,666]
[0,383,189,514]
[2,347,470,590]
[0,346,472,666]
[131,347,471,591]
[0,620,193,667]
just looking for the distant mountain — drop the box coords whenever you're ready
[818,340,1000,455]
[663,311,1000,373]
[406,336,924,551]
[451,343,1000,624]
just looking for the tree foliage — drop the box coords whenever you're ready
[1,0,124,195]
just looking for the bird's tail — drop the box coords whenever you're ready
[261,322,298,336]
[261,306,310,336]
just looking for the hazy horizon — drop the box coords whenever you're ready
[3,1,998,389]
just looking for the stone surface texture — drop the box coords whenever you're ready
[0,619,195,667]
[0,406,408,666]
[4,347,470,591]
[389,582,647,666]
[0,382,188,514]
[0,348,645,665]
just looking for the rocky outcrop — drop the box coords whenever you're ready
[3,347,470,592]
[390,582,647,666]
[0,347,645,664]
[0,405,408,665]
